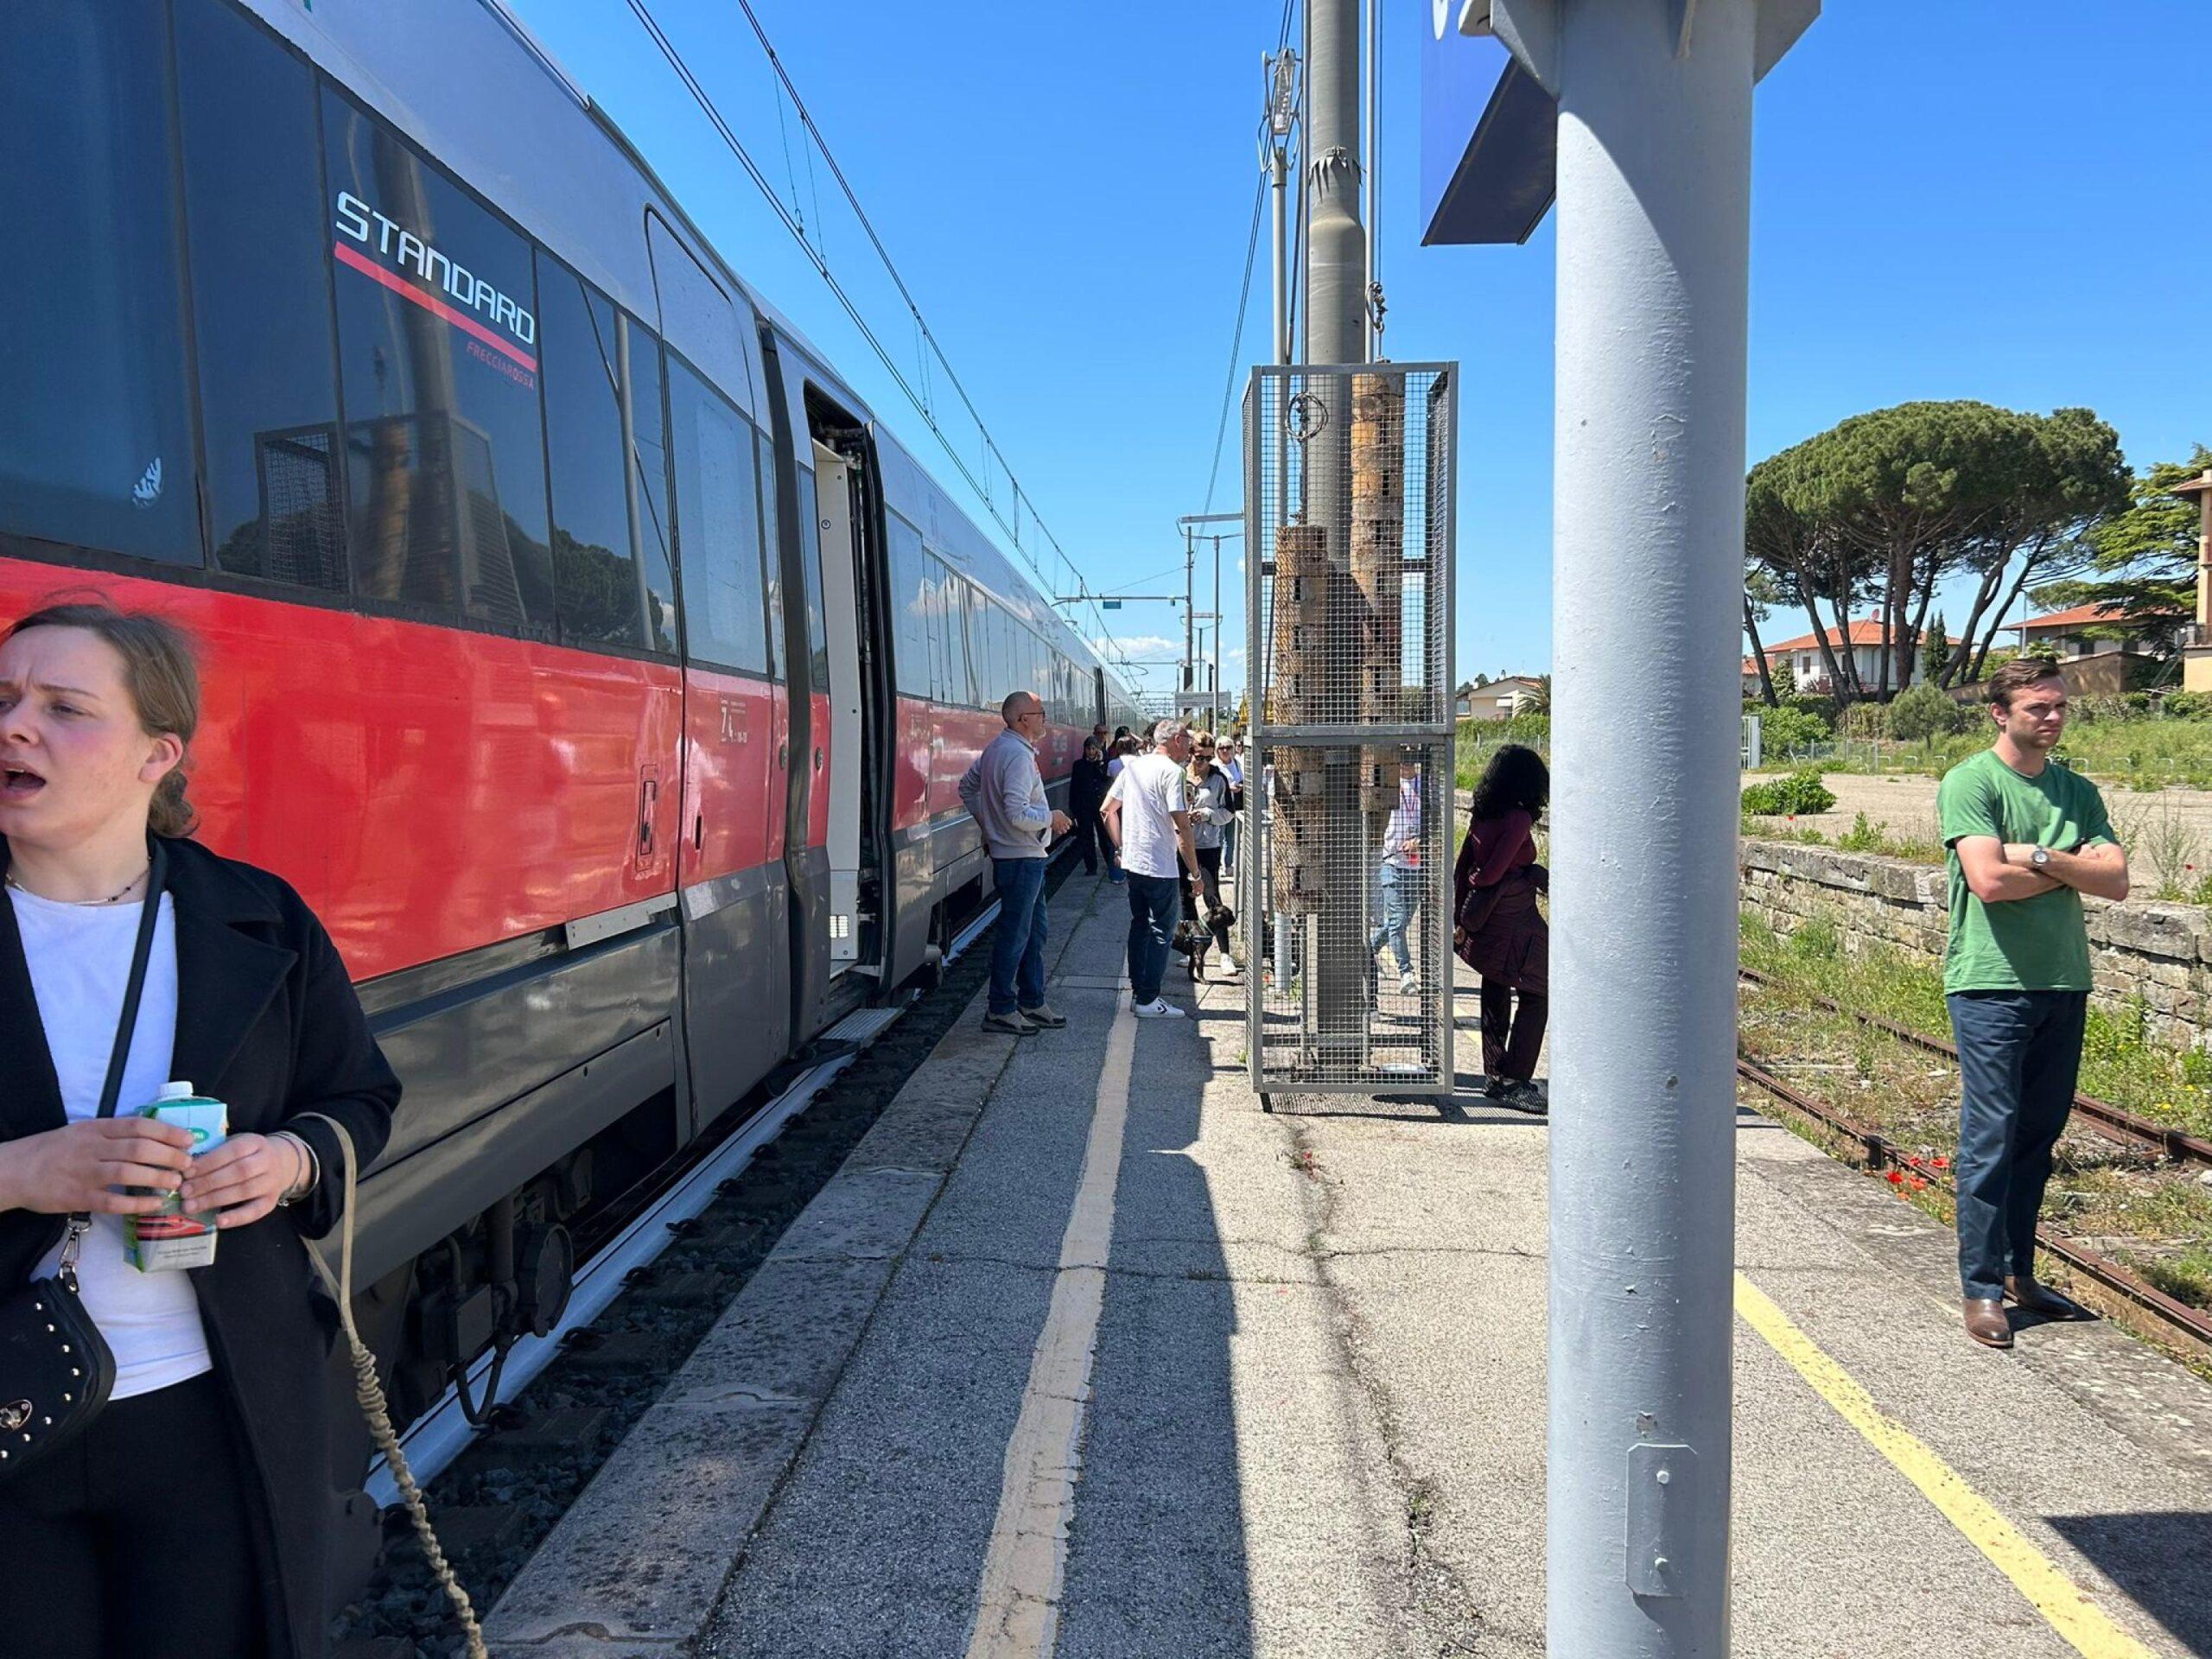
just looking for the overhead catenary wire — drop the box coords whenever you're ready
[620,0,1124,657]
[1200,0,1301,521]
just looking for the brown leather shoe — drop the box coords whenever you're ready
[1962,1298,2013,1349]
[2005,1275,2082,1319]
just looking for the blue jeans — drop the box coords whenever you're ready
[1368,862,1418,975]
[988,856,1050,1015]
[1947,989,2087,1300]
[1124,872,1179,1004]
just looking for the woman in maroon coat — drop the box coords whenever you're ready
[1454,744,1549,1110]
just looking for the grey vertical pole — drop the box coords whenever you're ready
[1363,0,1379,362]
[1213,535,1224,734]
[1305,0,1367,1054]
[1265,48,1298,998]
[1305,0,1364,366]
[1184,525,1197,714]
[1478,0,1808,1651]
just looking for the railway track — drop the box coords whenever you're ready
[336,868,1048,1657]
[1739,964,2212,1168]
[1734,1049,2212,1353]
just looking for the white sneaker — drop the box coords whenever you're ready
[1397,971,1417,997]
[1132,998,1187,1020]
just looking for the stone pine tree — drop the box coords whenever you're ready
[1746,402,2127,696]
[2031,445,2211,657]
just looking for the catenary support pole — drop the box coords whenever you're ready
[1478,0,1809,1651]
[1304,0,1367,1054]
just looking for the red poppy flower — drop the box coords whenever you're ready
[1909,1177,1928,1192]
[1885,1169,1904,1185]
[1932,1156,1950,1170]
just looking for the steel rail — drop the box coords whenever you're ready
[1735,1050,2212,1351]
[367,848,1071,1499]
[1738,965,2212,1168]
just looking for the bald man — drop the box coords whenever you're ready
[959,691,1073,1035]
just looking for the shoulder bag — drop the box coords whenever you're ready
[0,838,167,1485]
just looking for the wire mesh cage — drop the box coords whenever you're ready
[1242,363,1457,1095]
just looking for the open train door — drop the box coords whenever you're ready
[761,328,893,1046]
[812,437,867,969]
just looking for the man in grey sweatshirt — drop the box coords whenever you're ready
[959,692,1072,1034]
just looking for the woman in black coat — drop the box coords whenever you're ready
[1069,736,1113,877]
[0,601,398,1659]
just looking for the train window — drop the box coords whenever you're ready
[935,562,971,707]
[758,430,785,681]
[795,467,830,694]
[625,324,678,653]
[175,0,345,592]
[0,0,199,567]
[322,87,553,632]
[538,258,645,650]
[668,358,768,674]
[886,516,931,700]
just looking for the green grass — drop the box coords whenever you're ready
[1739,912,2212,1141]
[1455,715,1550,792]
[1742,810,1945,864]
[1795,716,2212,791]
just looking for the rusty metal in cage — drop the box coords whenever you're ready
[1242,362,1457,1095]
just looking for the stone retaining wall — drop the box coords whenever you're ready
[1740,838,2211,1048]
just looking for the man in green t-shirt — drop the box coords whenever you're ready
[1936,657,2129,1350]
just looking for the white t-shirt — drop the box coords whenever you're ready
[12,887,211,1400]
[1105,752,1189,879]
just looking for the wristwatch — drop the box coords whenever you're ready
[2029,846,2051,868]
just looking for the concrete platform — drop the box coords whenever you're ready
[486,873,2212,1659]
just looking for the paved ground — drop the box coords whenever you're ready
[488,871,2212,1659]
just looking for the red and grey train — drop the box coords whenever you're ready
[2,0,1140,1585]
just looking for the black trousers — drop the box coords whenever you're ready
[1071,809,1109,874]
[0,1370,270,1659]
[1179,846,1233,955]
[1480,982,1548,1085]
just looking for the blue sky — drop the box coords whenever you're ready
[506,0,2209,700]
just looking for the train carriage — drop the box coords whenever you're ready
[0,0,1135,1601]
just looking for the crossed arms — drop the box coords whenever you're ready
[1955,836,2130,905]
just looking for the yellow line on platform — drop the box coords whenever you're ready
[1733,1273,2155,1659]
[963,987,1137,1659]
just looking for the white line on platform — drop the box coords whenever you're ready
[963,984,1136,1659]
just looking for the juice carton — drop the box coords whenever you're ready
[124,1082,227,1272]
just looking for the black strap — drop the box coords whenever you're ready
[71,838,169,1226]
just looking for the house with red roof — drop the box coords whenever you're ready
[1743,618,1919,696]
[2007,601,2184,662]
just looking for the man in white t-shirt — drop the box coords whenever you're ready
[1101,720,1200,1017]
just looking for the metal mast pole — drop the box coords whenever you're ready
[1479,0,1815,1651]
[1363,0,1379,362]
[1304,0,1367,1052]
[1184,524,1197,714]
[1212,535,1223,732]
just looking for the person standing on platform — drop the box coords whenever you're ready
[1368,760,1425,997]
[1178,732,1236,981]
[1939,658,2129,1349]
[1103,733,1137,882]
[959,691,1071,1037]
[0,601,401,1659]
[1070,737,1112,878]
[1102,720,1200,1019]
[1217,736,1246,878]
[1453,744,1549,1112]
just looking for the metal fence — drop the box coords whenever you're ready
[1243,362,1457,1095]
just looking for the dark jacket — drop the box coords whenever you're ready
[0,834,400,1659]
[1453,810,1548,995]
[1071,756,1111,817]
